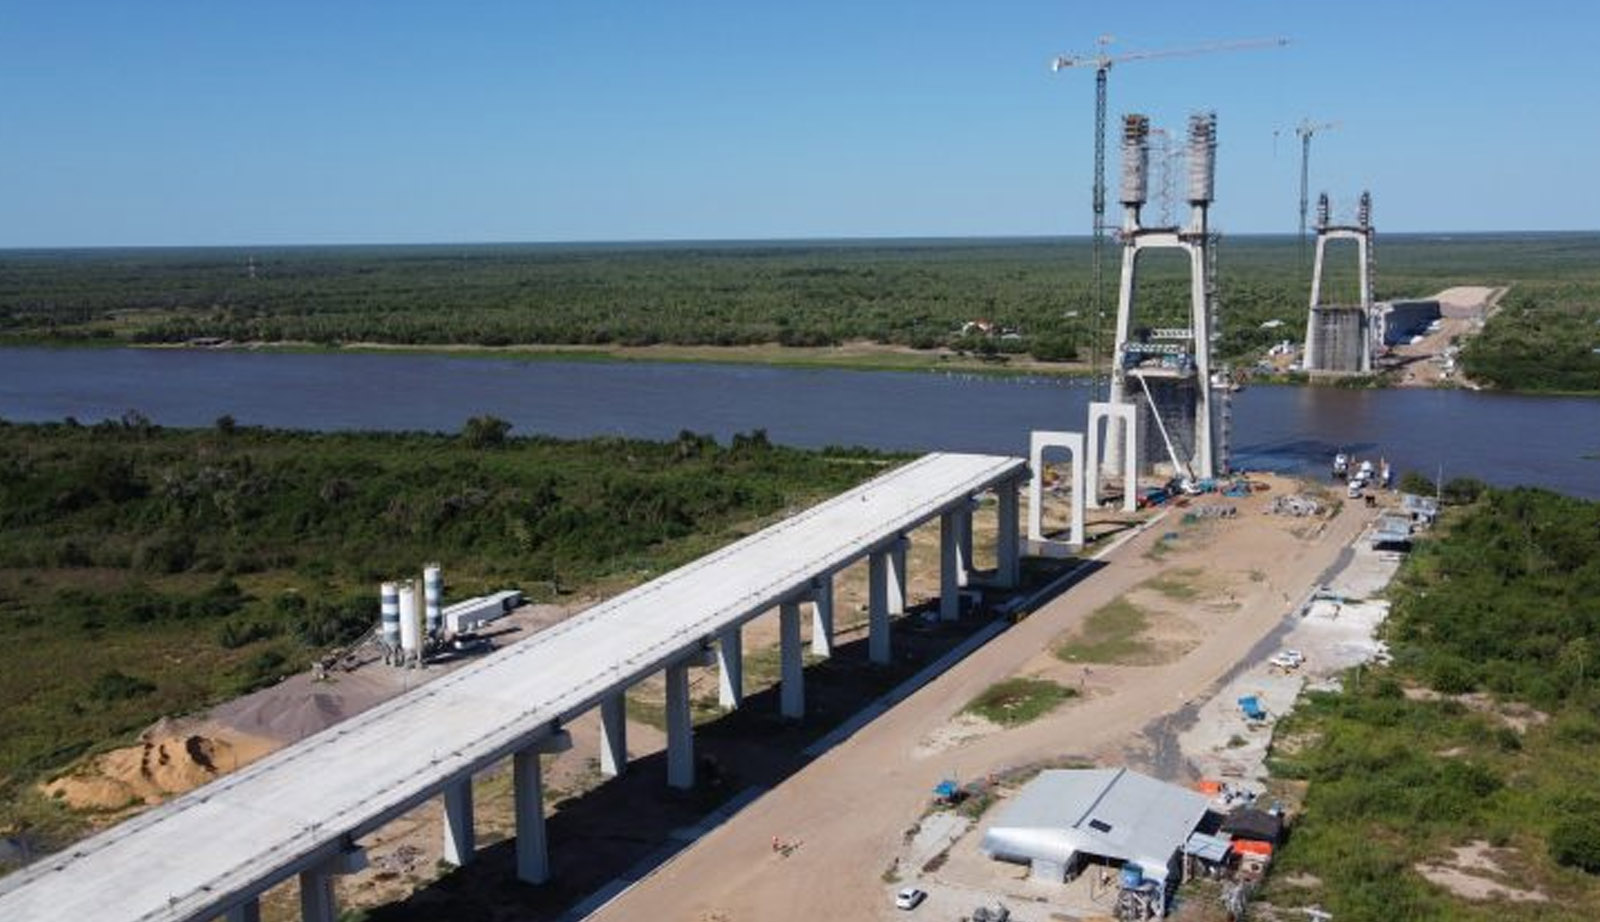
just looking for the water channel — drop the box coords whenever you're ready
[1,347,1595,499]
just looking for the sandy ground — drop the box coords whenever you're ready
[589,477,1376,922]
[1386,286,1506,388]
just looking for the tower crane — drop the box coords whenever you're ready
[1051,35,1288,399]
[1292,119,1340,266]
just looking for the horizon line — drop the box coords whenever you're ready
[3,228,1597,253]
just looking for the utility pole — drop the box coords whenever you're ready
[1052,36,1288,400]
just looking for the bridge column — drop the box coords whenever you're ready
[599,692,627,778]
[442,777,475,866]
[298,867,335,922]
[940,508,962,621]
[716,625,743,709]
[956,499,975,587]
[868,549,892,665]
[779,600,804,719]
[996,480,1021,589]
[808,575,834,658]
[666,659,694,790]
[225,898,261,922]
[514,728,573,885]
[888,534,908,616]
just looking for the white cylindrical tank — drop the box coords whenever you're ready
[380,581,401,653]
[397,583,420,657]
[423,563,443,639]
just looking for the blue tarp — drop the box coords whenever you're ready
[1237,696,1266,720]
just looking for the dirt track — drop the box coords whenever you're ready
[592,486,1373,922]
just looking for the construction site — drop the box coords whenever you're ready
[0,23,1562,922]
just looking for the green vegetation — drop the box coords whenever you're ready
[1462,283,1600,392]
[0,418,893,850]
[3,234,1597,389]
[1261,487,1600,920]
[963,677,1078,727]
[1054,597,1159,665]
[1144,568,1203,601]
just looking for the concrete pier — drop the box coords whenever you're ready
[298,866,335,922]
[779,600,805,718]
[665,661,694,790]
[996,481,1020,588]
[940,508,963,621]
[441,777,475,866]
[716,625,743,709]
[513,750,550,885]
[868,549,892,664]
[889,535,908,615]
[955,501,974,588]
[807,575,834,658]
[514,729,572,885]
[598,693,627,778]
[225,899,260,922]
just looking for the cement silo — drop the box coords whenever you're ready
[379,581,401,664]
[423,564,443,641]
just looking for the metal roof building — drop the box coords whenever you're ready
[979,767,1211,887]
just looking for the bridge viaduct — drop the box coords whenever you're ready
[0,452,1027,922]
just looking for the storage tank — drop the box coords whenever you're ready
[379,581,401,658]
[423,563,443,640]
[397,582,420,661]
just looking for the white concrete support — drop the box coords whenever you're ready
[939,508,962,621]
[1028,431,1086,549]
[598,692,627,778]
[665,660,694,790]
[779,600,805,719]
[225,898,261,922]
[888,535,909,615]
[513,750,550,885]
[807,574,834,658]
[868,548,892,665]
[441,777,475,867]
[1087,401,1139,512]
[996,480,1021,589]
[298,866,336,922]
[955,500,975,587]
[513,729,572,885]
[716,625,743,709]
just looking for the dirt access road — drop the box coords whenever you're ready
[594,487,1374,922]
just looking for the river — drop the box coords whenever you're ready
[1,347,1595,499]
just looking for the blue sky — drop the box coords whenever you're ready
[2,1,1596,246]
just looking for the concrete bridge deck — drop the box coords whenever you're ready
[0,452,1027,922]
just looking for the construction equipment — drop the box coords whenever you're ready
[1291,119,1340,267]
[1050,36,1289,400]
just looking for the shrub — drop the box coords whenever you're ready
[1550,813,1600,873]
[88,670,155,702]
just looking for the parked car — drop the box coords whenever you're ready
[895,887,928,910]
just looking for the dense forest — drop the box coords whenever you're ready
[1262,487,1600,920]
[0,419,892,848]
[2,235,1596,388]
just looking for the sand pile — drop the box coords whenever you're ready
[41,720,275,811]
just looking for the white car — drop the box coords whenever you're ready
[895,887,928,910]
[1269,652,1303,670]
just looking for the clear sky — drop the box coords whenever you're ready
[2,1,1596,246]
